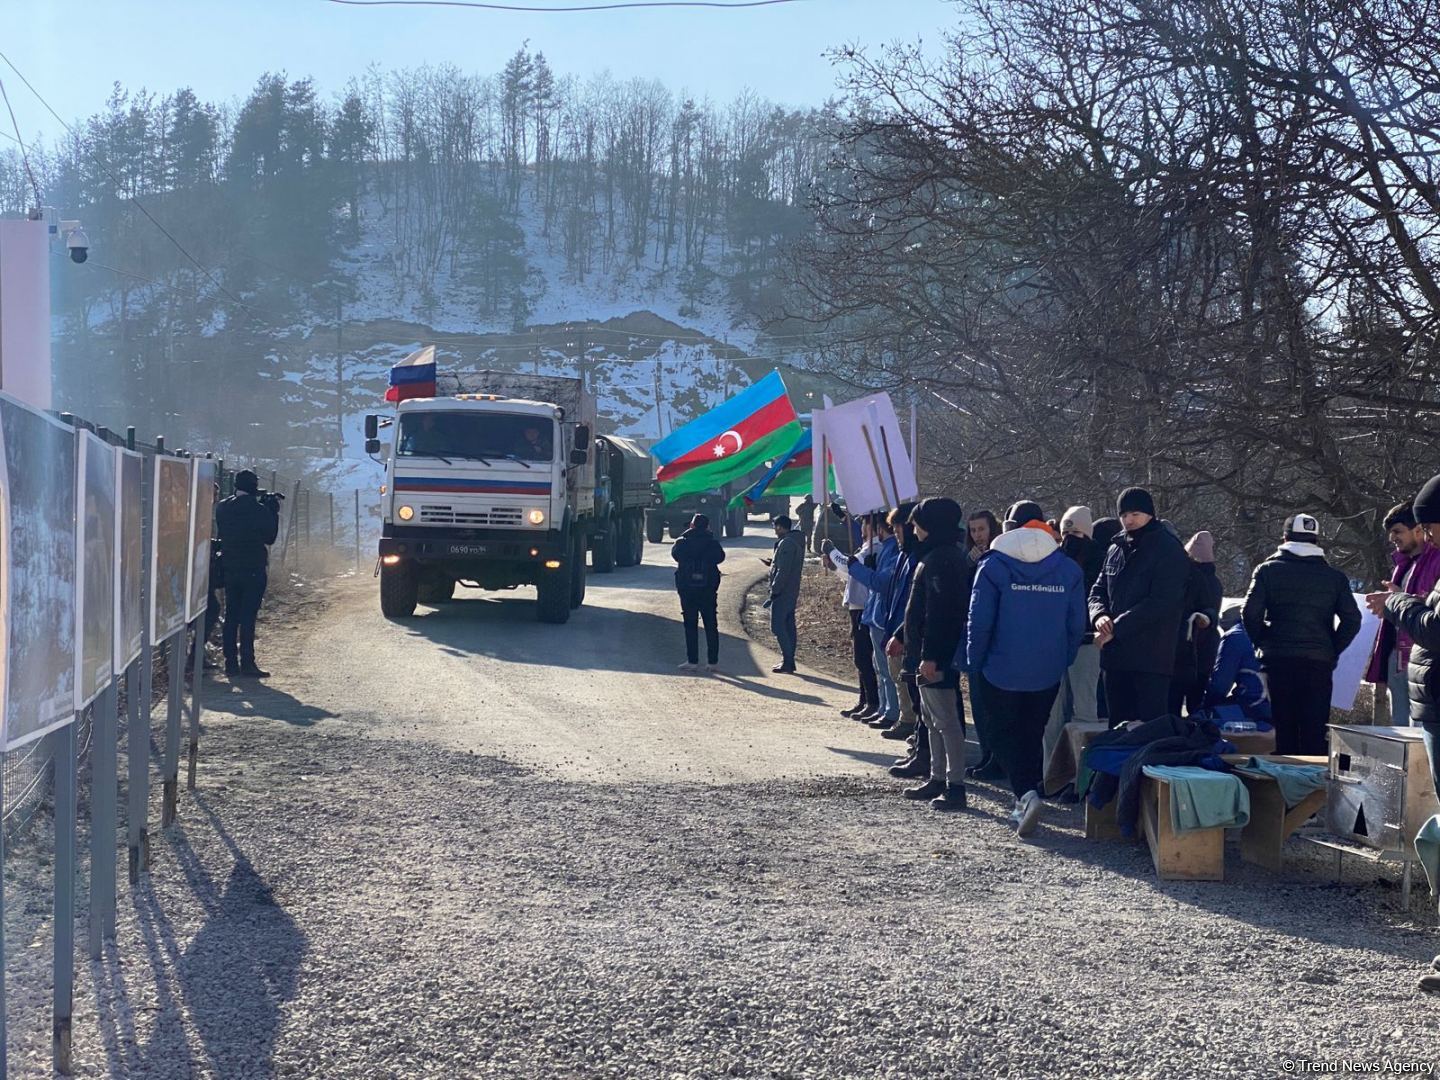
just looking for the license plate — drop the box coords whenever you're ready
[446,543,488,556]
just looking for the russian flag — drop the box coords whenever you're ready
[385,345,437,402]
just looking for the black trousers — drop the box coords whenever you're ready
[851,609,879,710]
[1264,657,1334,756]
[223,569,268,668]
[976,672,1059,799]
[1103,670,1172,728]
[679,587,719,664]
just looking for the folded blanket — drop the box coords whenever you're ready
[1142,765,1251,833]
[1231,757,1326,809]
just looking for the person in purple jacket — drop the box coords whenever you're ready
[967,511,1087,837]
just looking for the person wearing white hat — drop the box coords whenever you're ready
[1242,513,1362,755]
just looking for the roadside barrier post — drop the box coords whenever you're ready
[52,723,77,1074]
[88,683,119,959]
[161,633,183,827]
[186,625,202,791]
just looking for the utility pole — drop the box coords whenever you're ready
[334,289,344,460]
[653,361,666,438]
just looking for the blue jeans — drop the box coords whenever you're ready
[870,623,899,721]
[1388,653,1411,726]
[770,595,797,666]
[1423,722,1440,794]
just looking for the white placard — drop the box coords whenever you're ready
[75,431,116,708]
[186,459,216,622]
[0,393,77,750]
[150,455,192,642]
[114,448,144,671]
[820,392,919,515]
[1332,594,1381,711]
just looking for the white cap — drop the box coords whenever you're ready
[1284,513,1320,540]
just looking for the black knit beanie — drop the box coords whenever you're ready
[1092,517,1122,549]
[1004,500,1045,530]
[1415,474,1440,525]
[1117,486,1156,518]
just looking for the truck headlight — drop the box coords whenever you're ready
[398,504,415,521]
[527,508,546,526]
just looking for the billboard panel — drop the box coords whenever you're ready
[114,448,144,671]
[150,455,191,642]
[0,393,76,750]
[75,431,116,708]
[186,459,216,622]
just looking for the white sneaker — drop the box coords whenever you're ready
[677,662,699,672]
[699,662,715,673]
[1015,790,1042,838]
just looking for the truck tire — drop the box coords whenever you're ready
[646,513,665,544]
[725,508,745,539]
[536,563,571,624]
[593,521,616,574]
[669,520,687,541]
[380,561,419,619]
[417,576,455,604]
[630,514,646,565]
[570,530,588,607]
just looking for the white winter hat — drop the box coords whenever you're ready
[1060,505,1093,538]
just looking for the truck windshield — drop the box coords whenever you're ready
[397,412,554,462]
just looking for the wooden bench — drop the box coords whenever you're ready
[1140,774,1228,881]
[1225,754,1328,872]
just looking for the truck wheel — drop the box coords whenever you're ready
[646,513,665,544]
[570,530,588,607]
[536,563,572,624]
[669,521,687,541]
[593,522,616,574]
[417,576,455,604]
[380,561,419,619]
[725,508,745,539]
[629,514,645,564]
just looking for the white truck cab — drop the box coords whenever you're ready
[368,371,596,623]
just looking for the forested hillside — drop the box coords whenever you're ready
[0,48,834,484]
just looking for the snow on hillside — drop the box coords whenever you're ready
[335,185,758,352]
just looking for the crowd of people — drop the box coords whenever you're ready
[771,476,1440,843]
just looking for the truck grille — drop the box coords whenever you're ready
[419,504,524,527]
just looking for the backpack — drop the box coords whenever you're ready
[676,535,717,589]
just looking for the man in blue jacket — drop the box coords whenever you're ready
[968,512,1086,837]
[843,513,904,730]
[1204,605,1271,723]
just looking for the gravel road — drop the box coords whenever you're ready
[14,528,1438,1077]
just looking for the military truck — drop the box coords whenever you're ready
[589,434,651,571]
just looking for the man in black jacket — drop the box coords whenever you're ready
[1089,487,1190,728]
[901,497,973,812]
[671,514,727,671]
[1243,513,1362,755]
[214,470,281,678]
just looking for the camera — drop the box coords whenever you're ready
[61,221,88,264]
[256,489,286,510]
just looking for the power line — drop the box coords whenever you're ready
[0,76,41,210]
[324,0,804,10]
[0,48,253,312]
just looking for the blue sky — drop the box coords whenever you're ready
[6,0,958,141]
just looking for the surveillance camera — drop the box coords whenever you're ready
[64,225,89,264]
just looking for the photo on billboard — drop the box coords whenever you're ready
[75,431,116,709]
[0,393,77,750]
[114,448,144,671]
[186,458,216,623]
[150,455,192,642]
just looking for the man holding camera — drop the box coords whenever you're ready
[215,469,281,678]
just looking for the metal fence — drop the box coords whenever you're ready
[0,430,369,848]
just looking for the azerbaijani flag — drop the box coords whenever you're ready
[385,345,437,402]
[729,428,816,508]
[651,371,802,502]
